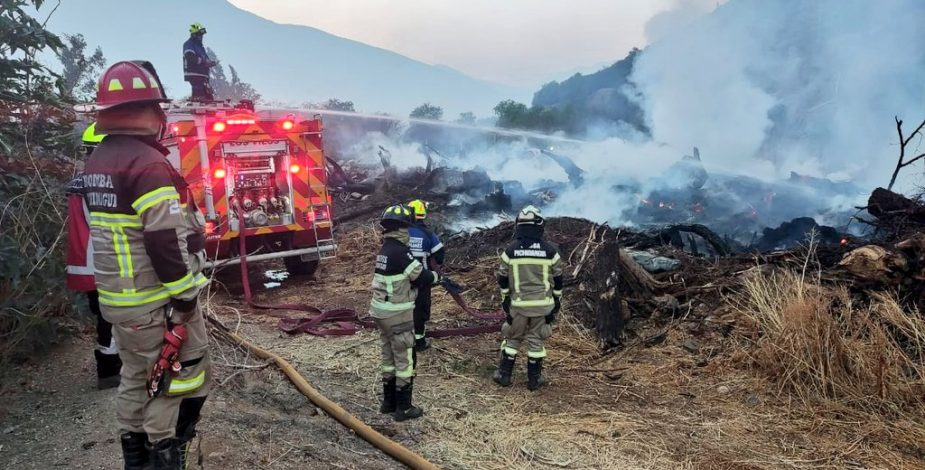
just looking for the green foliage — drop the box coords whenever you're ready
[58,33,106,100]
[0,0,79,365]
[410,102,443,120]
[493,99,576,134]
[456,111,476,125]
[207,47,261,102]
[316,98,356,112]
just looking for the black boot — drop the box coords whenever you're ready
[176,396,206,470]
[380,377,397,413]
[413,336,431,352]
[150,439,180,470]
[95,350,122,390]
[120,432,149,470]
[393,382,424,422]
[492,351,516,387]
[527,358,547,391]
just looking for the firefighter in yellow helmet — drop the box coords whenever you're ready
[183,22,217,101]
[86,61,210,469]
[370,204,442,421]
[406,199,445,351]
[67,123,123,390]
[494,205,563,391]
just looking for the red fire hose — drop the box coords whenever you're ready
[234,205,504,337]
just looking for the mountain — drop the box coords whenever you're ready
[531,48,647,136]
[42,0,526,115]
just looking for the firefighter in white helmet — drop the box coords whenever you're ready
[494,205,563,391]
[85,60,210,469]
[370,204,442,421]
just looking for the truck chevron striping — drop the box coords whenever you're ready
[161,101,335,269]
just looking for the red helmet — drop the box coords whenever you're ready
[94,61,169,110]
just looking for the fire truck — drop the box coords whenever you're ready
[160,100,335,275]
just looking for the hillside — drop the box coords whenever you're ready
[42,0,526,115]
[532,48,648,135]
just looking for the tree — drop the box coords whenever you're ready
[206,48,261,102]
[410,102,443,120]
[493,100,529,129]
[317,98,355,112]
[456,112,476,125]
[0,0,80,363]
[887,116,925,191]
[57,34,105,100]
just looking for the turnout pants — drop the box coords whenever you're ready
[109,305,211,443]
[501,311,552,359]
[88,291,122,379]
[413,284,432,339]
[374,311,416,387]
[186,77,214,101]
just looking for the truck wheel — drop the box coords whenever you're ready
[284,257,319,277]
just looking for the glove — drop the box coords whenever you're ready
[502,296,512,324]
[147,323,188,398]
[546,297,561,324]
[431,271,441,286]
[440,276,464,295]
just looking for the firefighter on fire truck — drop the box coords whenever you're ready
[370,204,442,421]
[66,122,122,390]
[183,22,216,101]
[85,60,210,469]
[406,199,445,352]
[493,205,564,391]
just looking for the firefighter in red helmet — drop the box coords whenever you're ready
[84,61,210,469]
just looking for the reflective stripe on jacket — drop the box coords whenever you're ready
[369,230,438,319]
[83,135,207,322]
[497,237,563,316]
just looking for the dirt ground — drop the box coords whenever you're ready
[2,225,924,469]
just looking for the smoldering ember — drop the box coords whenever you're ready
[3,1,925,469]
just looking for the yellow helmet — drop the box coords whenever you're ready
[81,122,106,155]
[407,199,428,220]
[189,22,206,34]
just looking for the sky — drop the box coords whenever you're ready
[227,0,722,87]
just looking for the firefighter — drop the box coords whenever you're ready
[86,61,210,469]
[406,199,445,352]
[371,204,441,421]
[493,205,563,391]
[66,122,122,390]
[183,22,216,101]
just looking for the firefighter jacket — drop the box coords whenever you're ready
[497,227,563,317]
[83,135,208,323]
[369,229,438,319]
[182,36,211,80]
[408,222,445,269]
[65,176,96,293]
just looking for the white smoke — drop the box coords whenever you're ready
[630,0,925,190]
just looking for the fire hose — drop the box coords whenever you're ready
[208,318,438,470]
[233,203,504,337]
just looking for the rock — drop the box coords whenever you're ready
[682,339,700,354]
[81,441,96,450]
[838,245,908,283]
[717,385,731,395]
[627,250,682,273]
[744,393,760,406]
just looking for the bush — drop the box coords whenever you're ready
[732,267,925,413]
